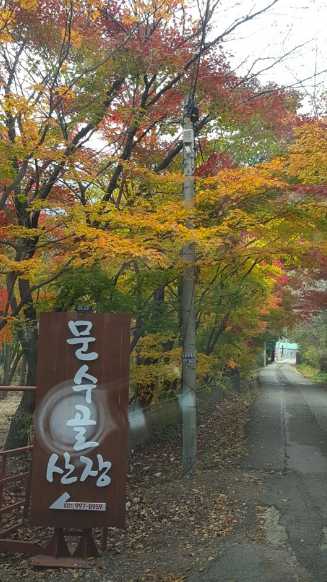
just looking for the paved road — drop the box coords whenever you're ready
[190,363,327,581]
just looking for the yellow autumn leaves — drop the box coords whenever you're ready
[286,122,327,185]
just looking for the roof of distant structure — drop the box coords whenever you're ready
[275,340,299,350]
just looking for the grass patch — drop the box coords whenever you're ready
[297,363,327,383]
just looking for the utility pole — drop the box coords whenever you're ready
[263,341,267,367]
[181,99,197,475]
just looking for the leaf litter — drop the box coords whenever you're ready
[0,389,259,581]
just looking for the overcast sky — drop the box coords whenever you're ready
[206,0,327,112]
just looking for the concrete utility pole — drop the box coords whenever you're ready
[181,102,197,475]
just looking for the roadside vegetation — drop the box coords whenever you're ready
[0,0,327,445]
[296,363,327,384]
[294,312,327,383]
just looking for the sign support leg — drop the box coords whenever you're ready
[73,529,99,558]
[44,528,71,557]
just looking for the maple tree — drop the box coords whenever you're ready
[1,0,326,444]
[270,120,327,371]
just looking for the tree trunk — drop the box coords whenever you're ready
[0,343,10,400]
[0,342,23,399]
[19,353,27,385]
[4,321,37,449]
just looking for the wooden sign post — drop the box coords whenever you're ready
[30,312,130,541]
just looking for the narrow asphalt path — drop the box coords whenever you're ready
[246,363,327,581]
[190,363,327,582]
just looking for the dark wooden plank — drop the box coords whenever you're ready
[30,312,130,529]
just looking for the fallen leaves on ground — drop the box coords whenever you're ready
[0,389,258,581]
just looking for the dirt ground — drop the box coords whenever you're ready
[0,388,263,582]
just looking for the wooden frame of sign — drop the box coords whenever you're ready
[30,312,130,530]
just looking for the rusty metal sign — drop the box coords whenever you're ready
[30,312,130,529]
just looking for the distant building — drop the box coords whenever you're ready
[274,339,299,364]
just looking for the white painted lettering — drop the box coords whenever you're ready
[66,404,96,428]
[61,452,78,484]
[74,364,97,385]
[72,426,99,452]
[68,320,93,337]
[72,383,96,404]
[66,336,98,361]
[80,455,98,481]
[96,454,112,487]
[47,452,112,486]
[46,453,64,482]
